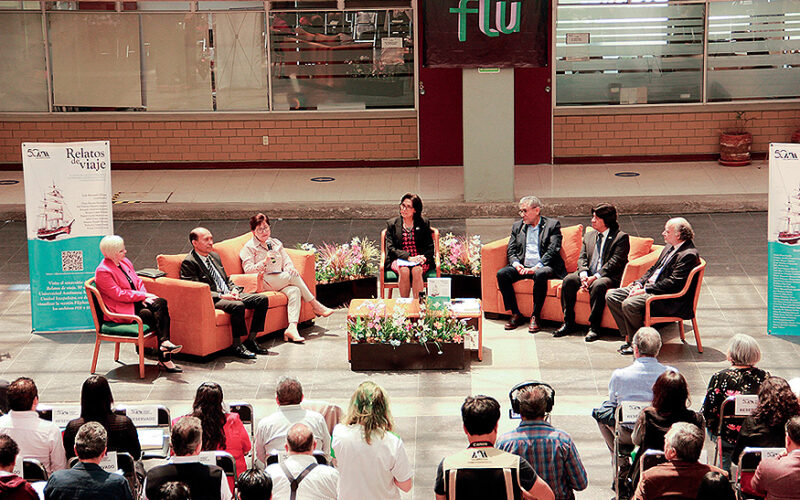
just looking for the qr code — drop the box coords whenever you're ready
[61,251,84,272]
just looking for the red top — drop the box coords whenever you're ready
[400,229,430,273]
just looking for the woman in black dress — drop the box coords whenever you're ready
[385,193,434,299]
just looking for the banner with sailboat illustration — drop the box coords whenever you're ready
[768,142,800,336]
[22,141,112,332]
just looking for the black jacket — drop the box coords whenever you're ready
[577,227,630,284]
[636,240,701,319]
[385,216,435,270]
[506,216,566,278]
[180,250,242,300]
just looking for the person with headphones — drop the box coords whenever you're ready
[496,383,588,500]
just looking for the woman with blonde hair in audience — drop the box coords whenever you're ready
[700,333,767,469]
[332,381,413,500]
[732,376,800,464]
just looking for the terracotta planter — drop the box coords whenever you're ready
[350,342,465,370]
[719,132,752,166]
[316,277,377,308]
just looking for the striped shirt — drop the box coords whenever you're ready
[496,420,588,500]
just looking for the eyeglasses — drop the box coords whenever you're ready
[255,226,270,234]
[399,204,414,211]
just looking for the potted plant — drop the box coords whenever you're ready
[719,111,753,166]
[299,237,378,307]
[347,299,474,370]
[438,233,482,298]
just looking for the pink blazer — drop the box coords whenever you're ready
[94,257,147,322]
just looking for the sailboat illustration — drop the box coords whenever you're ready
[37,183,74,241]
[778,187,800,245]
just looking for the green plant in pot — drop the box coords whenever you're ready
[719,111,753,166]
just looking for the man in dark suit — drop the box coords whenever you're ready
[180,227,269,359]
[143,416,231,500]
[606,217,700,355]
[496,196,566,333]
[752,415,800,499]
[555,203,630,342]
[43,422,133,500]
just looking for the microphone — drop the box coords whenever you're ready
[267,241,273,251]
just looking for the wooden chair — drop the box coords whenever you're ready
[379,227,441,298]
[84,278,157,379]
[644,258,707,353]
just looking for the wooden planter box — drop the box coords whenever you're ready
[350,341,465,371]
[316,277,377,308]
[442,274,481,299]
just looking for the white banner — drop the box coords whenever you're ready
[22,141,113,332]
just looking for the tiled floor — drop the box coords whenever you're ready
[0,210,793,500]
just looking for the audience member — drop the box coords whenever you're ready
[156,481,192,500]
[496,195,566,333]
[435,395,554,500]
[733,376,800,464]
[240,213,332,343]
[238,469,273,500]
[0,434,38,500]
[266,423,338,500]
[384,193,435,299]
[0,379,9,415]
[332,381,412,500]
[628,370,704,487]
[751,415,800,500]
[255,376,331,465]
[44,421,133,500]
[496,384,587,499]
[593,327,674,453]
[180,227,269,359]
[606,217,699,355]
[555,203,629,342]
[0,377,66,473]
[173,382,251,476]
[144,416,232,500]
[695,471,736,500]
[632,422,722,500]
[700,333,767,470]
[63,375,141,460]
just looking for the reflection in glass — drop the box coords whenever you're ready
[0,13,48,111]
[214,11,268,110]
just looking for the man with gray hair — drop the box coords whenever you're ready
[606,217,700,355]
[593,327,675,453]
[255,376,331,466]
[633,422,722,500]
[266,423,338,500]
[496,196,566,333]
[43,421,133,500]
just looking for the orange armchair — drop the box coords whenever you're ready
[644,258,706,353]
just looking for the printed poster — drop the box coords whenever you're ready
[768,143,800,335]
[22,141,113,332]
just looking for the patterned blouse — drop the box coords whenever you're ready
[701,366,768,444]
[396,227,429,273]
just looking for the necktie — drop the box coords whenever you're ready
[590,233,603,274]
[205,257,230,294]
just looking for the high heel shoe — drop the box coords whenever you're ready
[283,325,305,344]
[159,342,183,354]
[311,300,334,318]
[158,360,183,373]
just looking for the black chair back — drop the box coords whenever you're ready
[22,458,48,482]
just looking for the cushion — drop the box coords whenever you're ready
[385,269,438,282]
[560,224,584,273]
[100,321,151,336]
[629,236,655,260]
[213,233,252,276]
[156,254,186,279]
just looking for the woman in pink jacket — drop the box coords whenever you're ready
[94,235,182,372]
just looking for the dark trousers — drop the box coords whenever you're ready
[135,298,170,361]
[561,273,618,328]
[496,265,556,318]
[214,292,269,346]
[605,285,651,342]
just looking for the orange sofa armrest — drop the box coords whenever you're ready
[287,249,317,296]
[481,237,510,313]
[620,245,663,287]
[143,277,217,326]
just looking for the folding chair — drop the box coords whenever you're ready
[213,450,237,494]
[22,458,48,482]
[714,395,758,467]
[734,447,783,500]
[229,401,255,467]
[116,404,172,459]
[639,449,667,475]
[266,450,328,466]
[614,401,648,500]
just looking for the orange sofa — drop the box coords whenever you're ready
[481,225,663,330]
[141,233,316,357]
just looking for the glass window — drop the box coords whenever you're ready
[0,2,40,10]
[214,11,268,110]
[0,13,48,111]
[707,0,800,101]
[556,2,705,105]
[198,1,264,11]
[49,13,142,109]
[269,9,414,111]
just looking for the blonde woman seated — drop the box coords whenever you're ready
[240,213,332,343]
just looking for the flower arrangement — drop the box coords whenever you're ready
[299,237,378,284]
[438,233,482,276]
[347,299,474,352]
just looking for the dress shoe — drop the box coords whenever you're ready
[618,343,634,355]
[553,322,576,338]
[504,313,525,330]
[528,317,541,333]
[158,360,183,373]
[159,342,183,354]
[244,340,269,355]
[233,344,257,359]
[584,329,601,342]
